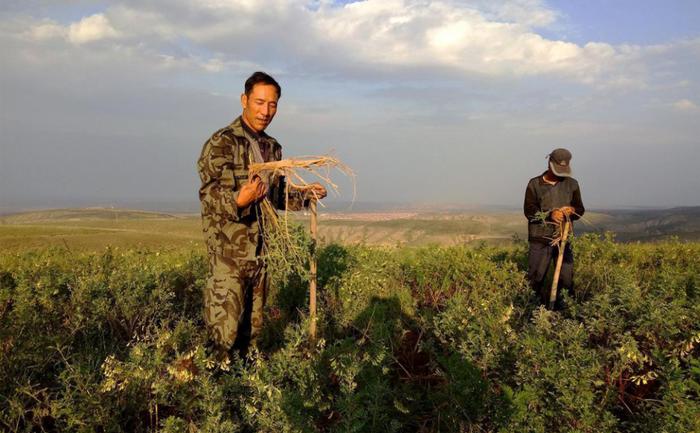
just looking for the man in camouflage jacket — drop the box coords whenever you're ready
[197,72,326,354]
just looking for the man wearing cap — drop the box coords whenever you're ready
[197,71,327,357]
[523,148,585,309]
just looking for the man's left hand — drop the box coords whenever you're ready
[560,206,575,216]
[306,183,327,200]
[551,209,565,223]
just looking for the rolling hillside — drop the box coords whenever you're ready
[1,206,699,252]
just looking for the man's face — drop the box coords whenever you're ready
[241,83,279,133]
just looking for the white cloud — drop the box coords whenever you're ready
[474,0,557,27]
[68,13,119,44]
[28,20,66,40]
[201,58,226,73]
[310,1,635,83]
[9,1,696,94]
[20,0,631,86]
[672,99,699,112]
[2,1,700,208]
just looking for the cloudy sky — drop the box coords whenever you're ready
[1,0,699,211]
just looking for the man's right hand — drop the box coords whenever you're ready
[551,209,565,223]
[235,176,267,208]
[560,206,575,216]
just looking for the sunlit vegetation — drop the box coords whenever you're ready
[1,231,698,432]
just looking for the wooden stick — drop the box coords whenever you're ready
[309,199,318,342]
[548,220,571,310]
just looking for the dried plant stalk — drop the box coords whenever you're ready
[250,155,355,283]
[250,155,355,202]
[257,198,310,284]
[533,210,582,247]
[549,215,573,247]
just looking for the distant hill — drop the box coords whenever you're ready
[578,206,700,241]
[1,206,698,252]
[0,208,182,224]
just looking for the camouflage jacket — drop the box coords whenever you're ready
[197,116,306,261]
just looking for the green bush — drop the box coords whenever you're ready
[1,236,698,432]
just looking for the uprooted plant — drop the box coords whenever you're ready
[248,155,355,284]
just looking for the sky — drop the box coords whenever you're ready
[1,0,699,211]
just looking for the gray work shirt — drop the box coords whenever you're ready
[523,173,585,243]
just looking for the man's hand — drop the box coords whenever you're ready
[551,209,565,223]
[560,206,575,216]
[236,176,268,208]
[551,206,575,223]
[305,183,327,200]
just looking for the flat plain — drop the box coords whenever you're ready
[1,206,699,252]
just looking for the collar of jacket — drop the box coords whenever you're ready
[229,116,272,141]
[539,171,565,186]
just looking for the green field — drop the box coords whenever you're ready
[0,208,527,251]
[3,207,697,252]
[1,208,699,432]
[0,209,202,251]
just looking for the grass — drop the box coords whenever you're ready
[2,207,698,253]
[0,213,203,252]
[1,234,698,432]
[0,209,525,251]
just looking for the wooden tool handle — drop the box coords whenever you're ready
[309,199,318,342]
[548,221,571,310]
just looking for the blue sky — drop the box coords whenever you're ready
[546,0,700,44]
[1,0,699,210]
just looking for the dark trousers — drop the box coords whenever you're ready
[527,241,574,309]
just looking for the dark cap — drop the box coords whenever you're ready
[548,148,572,177]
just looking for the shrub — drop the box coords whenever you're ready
[1,237,698,432]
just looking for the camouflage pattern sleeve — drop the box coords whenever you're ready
[197,130,250,222]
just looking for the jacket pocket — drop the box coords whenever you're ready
[233,169,249,185]
[220,222,257,260]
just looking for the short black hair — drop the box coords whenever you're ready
[244,71,281,98]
